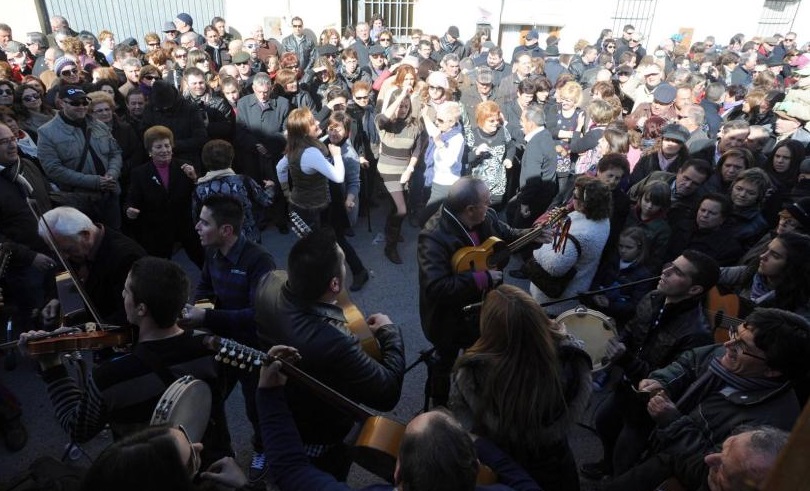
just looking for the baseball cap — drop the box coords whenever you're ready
[785,197,810,230]
[59,85,89,102]
[526,30,539,41]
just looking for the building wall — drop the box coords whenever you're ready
[224,0,341,41]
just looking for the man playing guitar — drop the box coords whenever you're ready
[417,177,538,407]
[254,229,405,480]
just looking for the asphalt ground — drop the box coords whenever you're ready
[0,206,605,490]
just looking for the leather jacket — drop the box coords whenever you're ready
[255,271,405,444]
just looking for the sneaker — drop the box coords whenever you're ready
[248,450,269,483]
[580,460,611,480]
[350,269,370,291]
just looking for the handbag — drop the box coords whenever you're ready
[525,235,581,298]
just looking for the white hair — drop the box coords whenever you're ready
[39,206,94,241]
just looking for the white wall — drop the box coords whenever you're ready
[224,0,340,40]
[2,0,44,36]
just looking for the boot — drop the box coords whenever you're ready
[384,215,404,264]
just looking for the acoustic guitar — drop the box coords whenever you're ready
[451,206,571,273]
[706,287,753,343]
[204,335,496,484]
[289,211,381,361]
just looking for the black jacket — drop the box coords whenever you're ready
[255,271,405,445]
[616,291,713,384]
[142,96,207,169]
[418,206,524,349]
[0,158,52,266]
[187,93,234,140]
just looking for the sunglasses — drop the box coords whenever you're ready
[244,44,257,48]
[142,75,158,81]
[380,38,391,42]
[0,89,12,96]
[174,53,188,58]
[61,68,79,76]
[354,95,369,100]
[234,61,248,66]
[292,24,303,28]
[332,103,346,110]
[436,118,447,124]
[370,54,385,58]
[428,85,444,91]
[148,43,160,47]
[23,94,41,102]
[66,99,90,107]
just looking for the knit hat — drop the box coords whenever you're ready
[447,26,460,39]
[54,56,77,75]
[545,45,559,57]
[175,13,193,27]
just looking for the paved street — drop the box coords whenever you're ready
[0,207,603,490]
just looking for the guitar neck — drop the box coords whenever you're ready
[206,336,373,421]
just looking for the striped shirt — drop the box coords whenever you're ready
[375,114,423,175]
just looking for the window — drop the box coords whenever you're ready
[344,0,415,42]
[757,0,801,36]
[611,0,660,46]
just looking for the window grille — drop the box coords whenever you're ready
[757,0,801,36]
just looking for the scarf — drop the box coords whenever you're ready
[363,104,380,145]
[423,123,463,187]
[657,149,678,172]
[675,356,785,414]
[197,168,236,184]
[750,273,777,304]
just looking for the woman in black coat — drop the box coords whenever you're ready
[125,125,204,267]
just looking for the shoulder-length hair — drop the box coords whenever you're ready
[456,284,566,453]
[285,107,327,162]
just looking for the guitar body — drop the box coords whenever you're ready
[336,289,382,361]
[707,287,752,343]
[288,212,382,361]
[452,237,508,273]
[352,415,406,481]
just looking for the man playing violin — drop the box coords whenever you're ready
[18,257,232,464]
[255,229,405,480]
[38,206,146,327]
[582,250,719,480]
[418,177,534,407]
[256,345,542,491]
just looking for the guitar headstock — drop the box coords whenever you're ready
[289,211,312,239]
[204,335,265,372]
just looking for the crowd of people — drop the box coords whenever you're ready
[0,9,810,491]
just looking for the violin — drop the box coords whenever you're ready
[0,324,134,356]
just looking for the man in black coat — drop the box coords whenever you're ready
[418,177,528,406]
[255,229,405,480]
[141,80,207,170]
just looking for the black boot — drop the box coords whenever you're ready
[384,215,404,264]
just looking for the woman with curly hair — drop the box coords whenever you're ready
[13,83,55,134]
[450,284,591,491]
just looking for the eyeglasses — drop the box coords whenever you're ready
[292,24,303,28]
[61,68,79,76]
[66,99,90,107]
[0,89,12,96]
[727,324,768,362]
[142,75,158,81]
[23,94,41,102]
[0,137,16,146]
[177,425,201,477]
[379,38,391,42]
[428,85,443,91]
